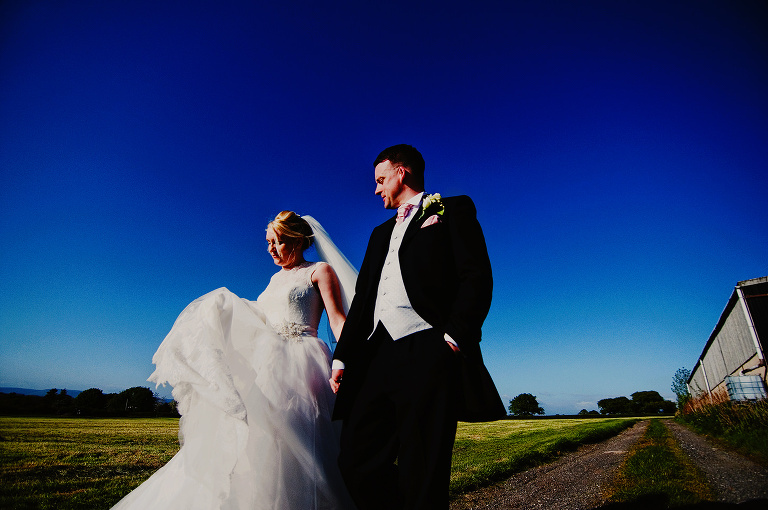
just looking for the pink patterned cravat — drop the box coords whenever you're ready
[396,203,414,223]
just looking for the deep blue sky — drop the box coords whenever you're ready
[1,1,766,414]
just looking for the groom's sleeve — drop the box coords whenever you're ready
[443,196,493,351]
[333,228,378,366]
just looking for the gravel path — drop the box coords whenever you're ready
[450,421,649,510]
[665,420,768,503]
[449,420,768,510]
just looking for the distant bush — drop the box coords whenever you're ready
[676,393,768,464]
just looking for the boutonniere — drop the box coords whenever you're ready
[418,193,445,220]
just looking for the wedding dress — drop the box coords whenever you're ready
[111,259,356,510]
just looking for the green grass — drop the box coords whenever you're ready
[450,417,638,496]
[606,419,715,507]
[0,416,637,508]
[0,417,180,509]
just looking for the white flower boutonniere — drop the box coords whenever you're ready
[418,193,445,220]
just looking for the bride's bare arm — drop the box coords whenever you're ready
[313,262,346,341]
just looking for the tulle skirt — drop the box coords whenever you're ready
[111,288,354,510]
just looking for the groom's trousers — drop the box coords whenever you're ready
[338,323,459,510]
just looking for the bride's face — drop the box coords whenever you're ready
[266,226,300,268]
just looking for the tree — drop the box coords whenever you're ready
[508,393,545,416]
[75,388,108,415]
[631,390,663,403]
[598,396,632,415]
[105,387,158,415]
[598,392,676,416]
[659,400,677,414]
[631,390,677,415]
[42,388,74,415]
[155,399,180,417]
[671,367,691,408]
[631,390,665,414]
[120,387,157,413]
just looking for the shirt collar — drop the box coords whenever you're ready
[406,192,424,208]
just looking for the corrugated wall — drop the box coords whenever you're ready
[704,305,755,382]
[690,292,760,397]
[689,366,709,396]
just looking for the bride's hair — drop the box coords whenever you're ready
[268,211,314,251]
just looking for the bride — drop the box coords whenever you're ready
[111,211,358,510]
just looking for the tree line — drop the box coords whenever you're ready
[593,391,676,416]
[508,390,677,417]
[0,387,179,417]
[3,385,680,419]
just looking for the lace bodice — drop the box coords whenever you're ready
[256,261,324,340]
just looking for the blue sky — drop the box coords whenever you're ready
[1,1,766,414]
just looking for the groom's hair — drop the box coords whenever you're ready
[374,144,425,189]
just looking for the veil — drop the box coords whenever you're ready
[302,215,358,316]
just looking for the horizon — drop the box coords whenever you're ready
[1,1,767,416]
[0,386,677,416]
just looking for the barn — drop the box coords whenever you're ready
[688,276,768,401]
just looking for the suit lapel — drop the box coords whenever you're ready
[402,203,425,246]
[368,218,396,279]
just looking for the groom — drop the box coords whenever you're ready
[331,144,505,510]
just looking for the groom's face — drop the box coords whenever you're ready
[374,160,405,209]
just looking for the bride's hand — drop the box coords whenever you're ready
[329,368,343,394]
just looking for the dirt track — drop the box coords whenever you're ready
[665,421,768,504]
[450,420,768,510]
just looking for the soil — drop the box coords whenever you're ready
[450,420,768,510]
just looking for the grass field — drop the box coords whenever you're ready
[0,416,636,509]
[451,417,637,495]
[0,417,180,509]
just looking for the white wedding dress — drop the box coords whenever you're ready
[111,261,355,510]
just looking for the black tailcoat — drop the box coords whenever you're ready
[333,195,505,422]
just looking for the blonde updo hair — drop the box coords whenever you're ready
[267,211,314,251]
